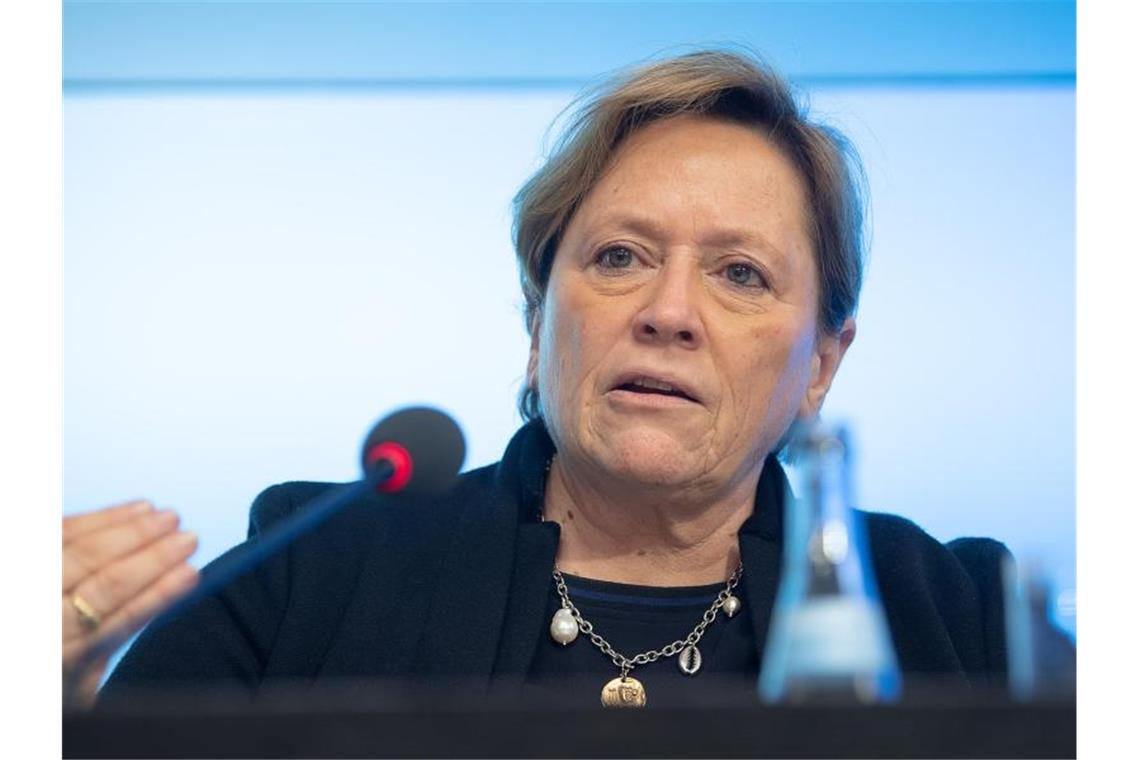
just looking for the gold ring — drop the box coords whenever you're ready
[71,593,101,631]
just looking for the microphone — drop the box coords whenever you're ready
[115,406,466,655]
[361,406,466,495]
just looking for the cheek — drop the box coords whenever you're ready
[538,282,628,427]
[770,326,818,407]
[537,289,587,409]
[728,322,815,420]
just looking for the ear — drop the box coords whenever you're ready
[525,308,542,391]
[798,317,856,418]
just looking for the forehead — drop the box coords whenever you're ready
[573,114,811,244]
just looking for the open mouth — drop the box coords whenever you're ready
[613,377,699,403]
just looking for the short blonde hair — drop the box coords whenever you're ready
[513,50,867,420]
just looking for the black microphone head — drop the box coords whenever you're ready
[360,406,466,494]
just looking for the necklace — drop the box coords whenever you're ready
[549,563,744,708]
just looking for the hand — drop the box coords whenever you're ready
[62,500,199,710]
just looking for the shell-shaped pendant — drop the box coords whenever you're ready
[549,607,579,645]
[678,644,702,675]
[722,594,742,618]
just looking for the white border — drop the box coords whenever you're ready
[1076,1,1137,756]
[1,0,62,756]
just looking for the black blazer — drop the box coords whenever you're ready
[100,421,1009,702]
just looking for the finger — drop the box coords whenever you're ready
[63,509,181,591]
[63,650,109,712]
[63,499,155,543]
[64,562,199,670]
[63,530,198,642]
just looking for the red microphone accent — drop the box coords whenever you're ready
[365,441,414,493]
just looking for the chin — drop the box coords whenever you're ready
[593,426,708,487]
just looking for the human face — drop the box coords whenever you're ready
[530,115,853,493]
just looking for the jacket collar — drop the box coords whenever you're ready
[502,418,788,539]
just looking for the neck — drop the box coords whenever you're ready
[543,454,760,586]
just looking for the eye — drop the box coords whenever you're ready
[595,246,635,270]
[724,262,767,289]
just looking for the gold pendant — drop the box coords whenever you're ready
[601,676,647,708]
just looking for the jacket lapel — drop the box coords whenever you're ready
[739,455,788,661]
[409,483,521,684]
[411,422,554,686]
[488,520,560,691]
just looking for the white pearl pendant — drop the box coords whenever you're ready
[550,607,579,645]
[722,594,742,618]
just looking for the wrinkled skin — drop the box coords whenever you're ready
[530,115,855,581]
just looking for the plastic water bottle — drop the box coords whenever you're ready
[759,419,901,704]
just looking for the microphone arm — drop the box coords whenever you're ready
[181,468,391,608]
[81,406,465,673]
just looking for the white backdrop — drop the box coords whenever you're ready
[64,85,1075,638]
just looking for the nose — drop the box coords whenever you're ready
[632,258,704,348]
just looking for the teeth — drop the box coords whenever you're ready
[633,377,678,393]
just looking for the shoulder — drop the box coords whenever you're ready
[858,509,1010,677]
[246,463,502,547]
[242,465,507,656]
[859,509,1011,587]
[860,510,935,553]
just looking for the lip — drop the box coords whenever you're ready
[607,369,704,406]
[607,387,702,410]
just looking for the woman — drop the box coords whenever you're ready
[63,50,1008,709]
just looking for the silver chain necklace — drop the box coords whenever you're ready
[549,562,744,707]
